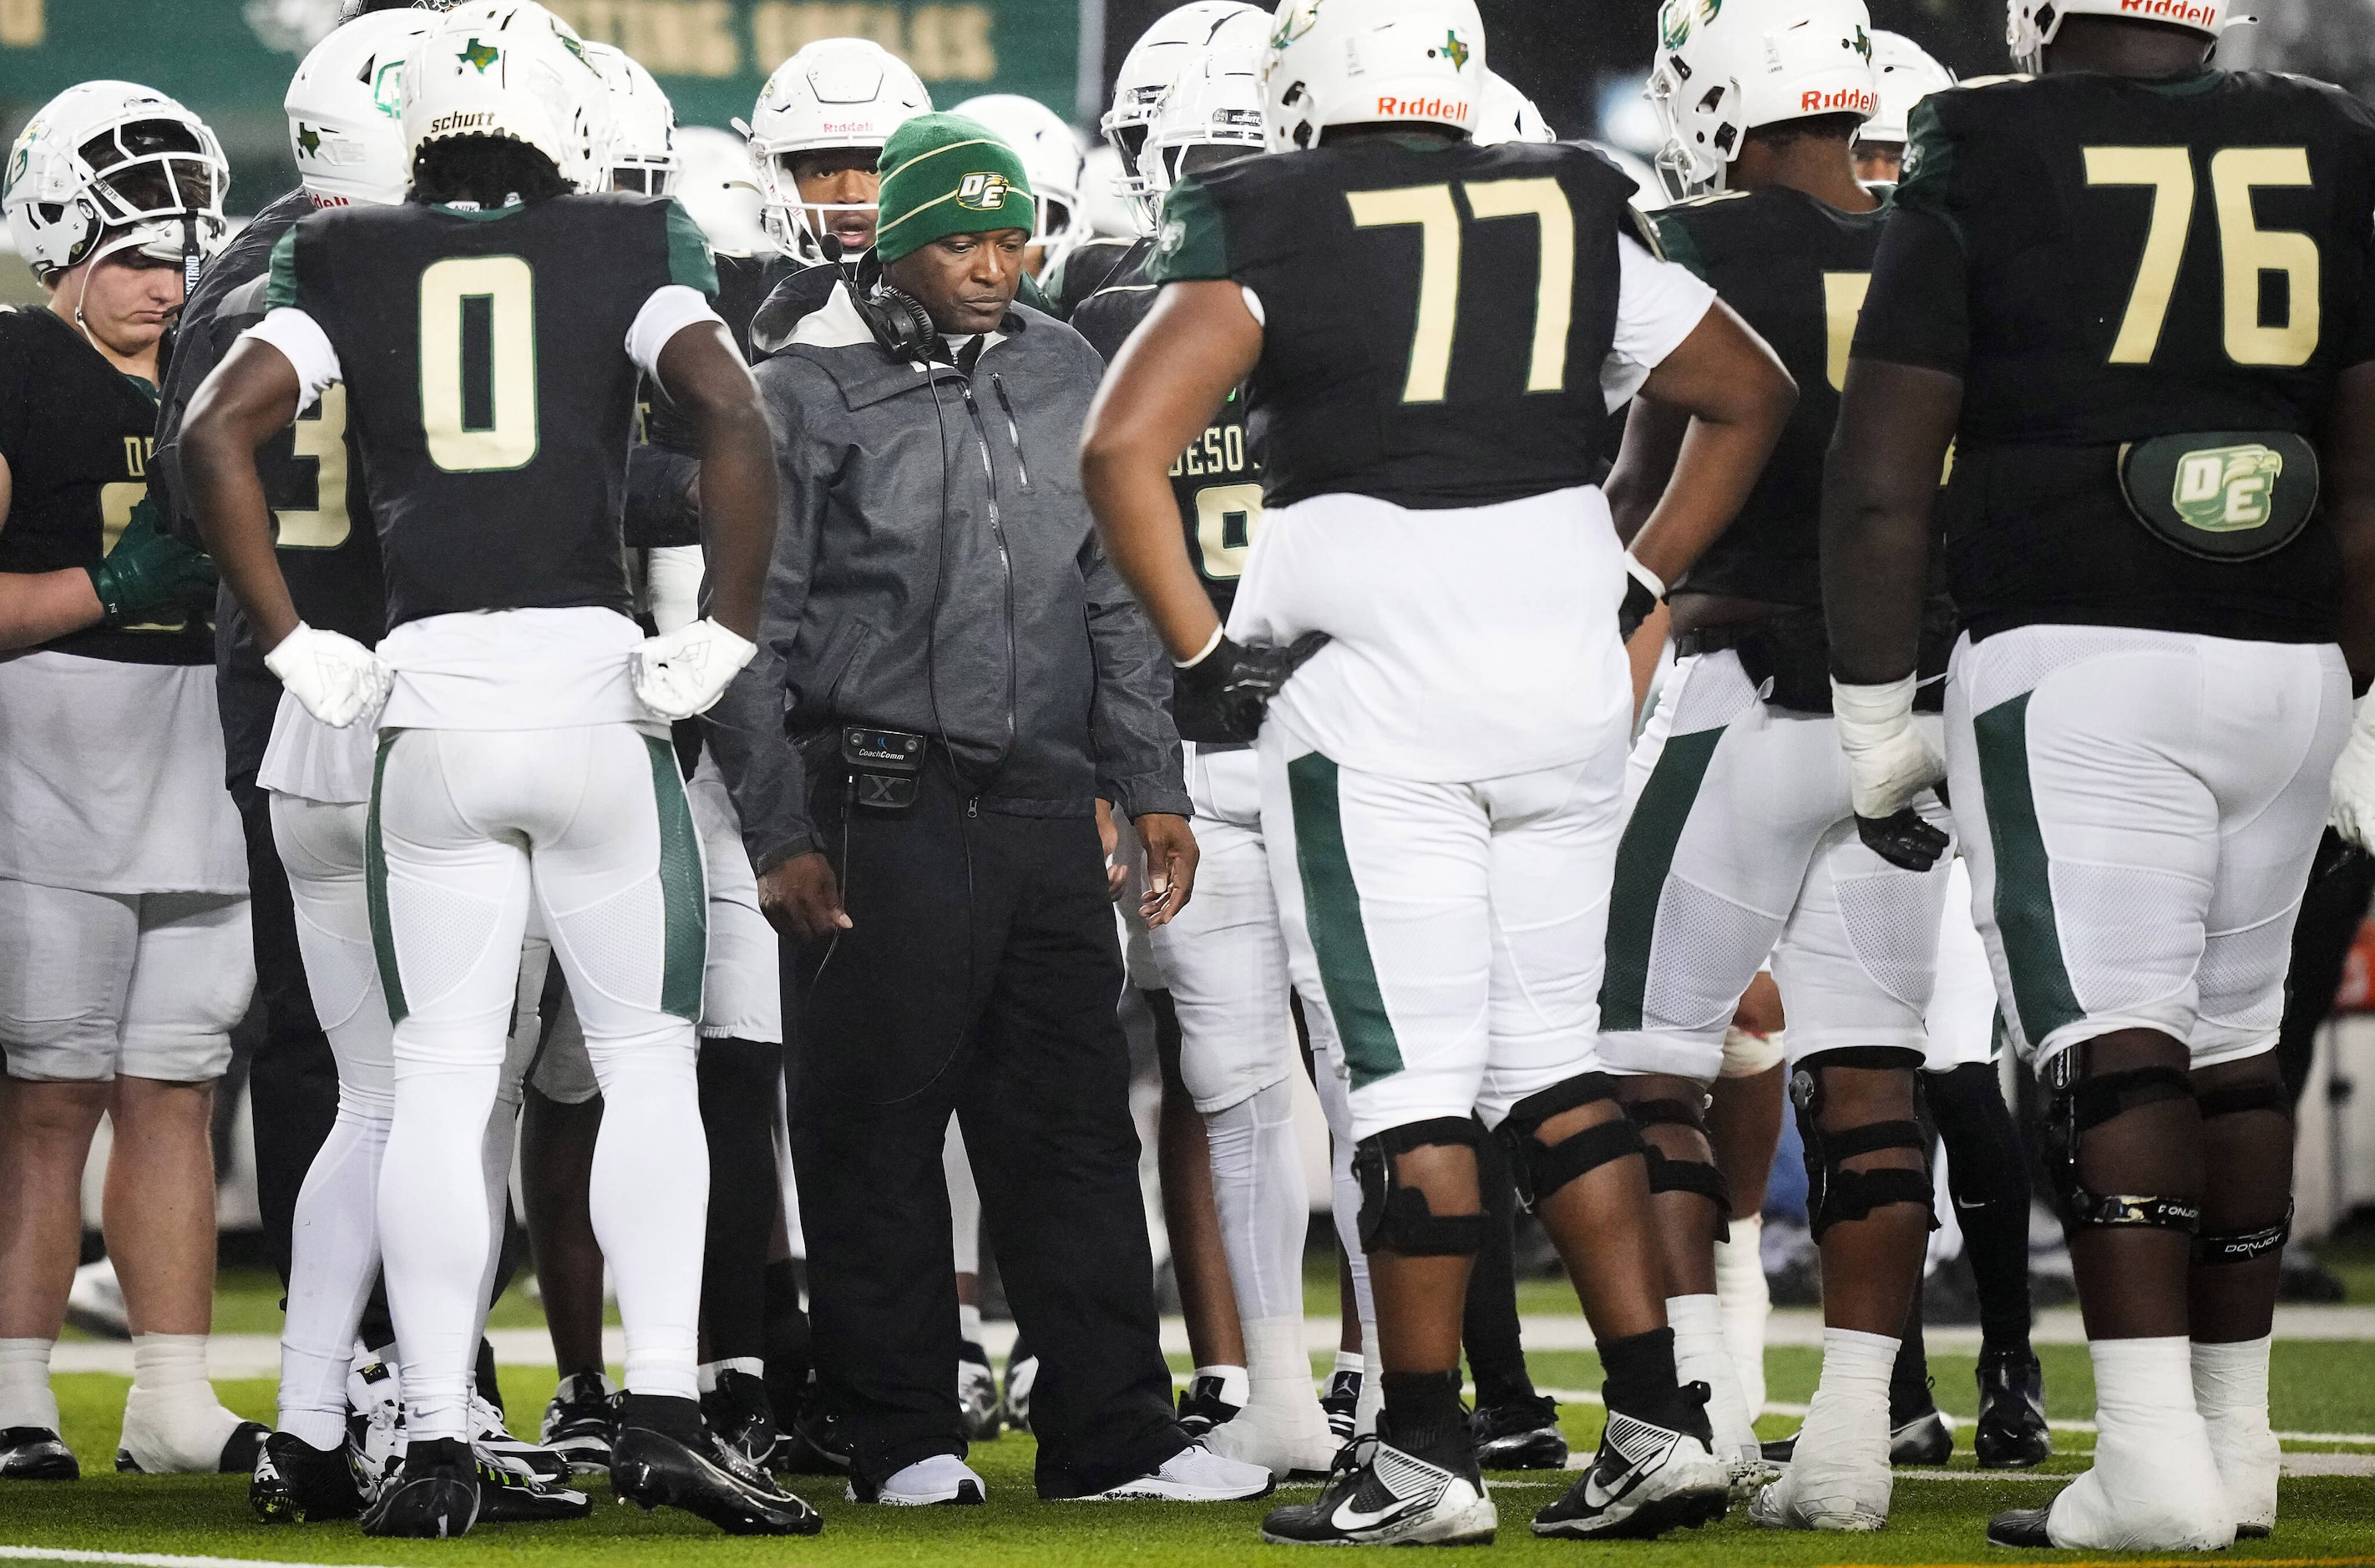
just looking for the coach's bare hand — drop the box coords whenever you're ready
[1135,812,1198,928]
[759,851,851,943]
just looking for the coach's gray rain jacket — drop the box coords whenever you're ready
[706,280,1188,875]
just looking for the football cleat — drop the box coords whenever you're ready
[1974,1347,2052,1469]
[773,1399,850,1476]
[1471,1393,1568,1470]
[470,1392,570,1485]
[473,1457,592,1524]
[114,1416,266,1475]
[848,1453,985,1505]
[1076,1441,1274,1503]
[539,1370,618,1474]
[1988,1505,2056,1548]
[0,1427,78,1480]
[347,1355,405,1492]
[1002,1343,1039,1434]
[1320,1368,1363,1447]
[1533,1406,1730,1540]
[959,1342,1002,1444]
[1261,1427,1491,1545]
[250,1430,365,1523]
[610,1416,821,1535]
[701,1368,780,1471]
[360,1437,479,1539]
[1890,1409,1953,1466]
[1175,1373,1243,1441]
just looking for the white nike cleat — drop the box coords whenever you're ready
[1074,1442,1274,1502]
[1534,1407,1730,1540]
[1262,1432,1496,1546]
[849,1453,985,1505]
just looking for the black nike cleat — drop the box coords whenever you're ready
[361,1437,480,1539]
[1319,1368,1362,1447]
[539,1371,619,1475]
[1974,1348,2052,1469]
[250,1430,365,1523]
[1987,1504,2056,1547]
[958,1343,1002,1444]
[773,1400,850,1476]
[701,1368,780,1471]
[1533,1406,1729,1540]
[1261,1420,1495,1547]
[1891,1409,1953,1466]
[610,1419,821,1536]
[1471,1394,1567,1470]
[0,1427,78,1480]
[1175,1373,1243,1441]
[473,1459,592,1523]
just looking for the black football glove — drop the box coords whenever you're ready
[1618,573,1658,645]
[1172,632,1332,745]
[1855,808,1951,873]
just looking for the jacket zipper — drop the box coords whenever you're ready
[956,373,1020,752]
[989,373,1032,492]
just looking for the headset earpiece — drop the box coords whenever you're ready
[858,282,942,367]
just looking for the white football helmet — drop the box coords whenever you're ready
[1859,31,1955,146]
[1263,0,1486,154]
[674,125,772,259]
[747,38,930,264]
[1474,68,1556,145]
[2009,0,2236,72]
[403,1,613,195]
[585,42,678,193]
[1104,2,1265,230]
[1138,8,1269,210]
[951,94,1086,266]
[286,9,429,209]
[4,81,229,282]
[1648,0,1878,201]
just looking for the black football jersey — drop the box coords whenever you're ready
[1071,236,1263,620]
[0,307,210,665]
[1045,235,1144,321]
[1855,68,2375,643]
[1153,135,1642,510]
[1656,187,1891,608]
[267,192,716,630]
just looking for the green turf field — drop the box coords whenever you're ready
[8,1339,2372,1568]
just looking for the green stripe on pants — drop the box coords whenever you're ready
[646,736,707,1022]
[365,731,408,1025]
[1287,752,1401,1090]
[1598,727,1724,1032]
[1972,692,2083,1047]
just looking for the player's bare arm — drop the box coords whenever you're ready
[651,320,777,642]
[1819,358,1962,683]
[1603,394,1691,548]
[180,336,305,648]
[1622,301,1797,591]
[1080,278,1261,661]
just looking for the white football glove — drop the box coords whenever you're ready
[264,622,392,730]
[631,616,757,721]
[2329,690,2375,851]
[1831,674,1947,819]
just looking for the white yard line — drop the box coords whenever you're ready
[0,1550,407,1568]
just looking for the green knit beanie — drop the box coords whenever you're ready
[874,112,1036,265]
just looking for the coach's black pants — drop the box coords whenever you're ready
[789,758,1186,1496]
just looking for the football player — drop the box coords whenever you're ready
[1082,0,1797,1544]
[951,94,1086,278]
[1851,32,1956,185]
[0,81,261,1484]
[1828,0,2375,1549]
[180,0,805,1538]
[1599,0,1947,1528]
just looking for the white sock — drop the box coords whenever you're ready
[2192,1336,2277,1530]
[945,1115,982,1277]
[584,1026,706,1402]
[380,1050,502,1443]
[1333,1348,1364,1381]
[1353,1346,1383,1438]
[1194,1364,1251,1409]
[1207,1080,1309,1323]
[477,1070,525,1352]
[959,1304,984,1344]
[0,1338,58,1431]
[2047,1337,2232,1550]
[1773,1327,1896,1528]
[699,1355,763,1394]
[122,1333,246,1473]
[1243,1317,1334,1444]
[1714,1213,1770,1420]
[1669,1293,1758,1463]
[281,1092,392,1449]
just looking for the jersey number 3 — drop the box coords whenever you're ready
[2084,146,2318,367]
[420,255,540,473]
[1347,179,1575,403]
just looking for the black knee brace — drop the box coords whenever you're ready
[1354,1118,1491,1256]
[1790,1053,1934,1241]
[2193,1080,2293,1266]
[1625,1097,1732,1216]
[1494,1074,1645,1212]
[2044,1053,2201,1237]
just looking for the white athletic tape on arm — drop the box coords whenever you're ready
[242,307,342,415]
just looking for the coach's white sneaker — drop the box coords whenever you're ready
[1076,1442,1274,1501]
[849,1454,985,1505]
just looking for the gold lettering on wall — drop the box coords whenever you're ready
[0,0,45,48]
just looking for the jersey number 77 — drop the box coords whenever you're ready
[1349,178,1576,403]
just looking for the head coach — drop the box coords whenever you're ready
[703,114,1268,1507]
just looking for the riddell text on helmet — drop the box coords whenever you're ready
[1800,88,1879,113]
[1375,95,1471,119]
[2121,0,2220,25]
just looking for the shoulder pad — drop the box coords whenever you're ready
[1672,189,1754,210]
[1623,204,1666,259]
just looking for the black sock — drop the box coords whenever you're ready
[619,1392,706,1444]
[1597,1327,1691,1431]
[1461,1127,1537,1409]
[474,1338,503,1419]
[698,1038,784,1363]
[1927,1063,2036,1358]
[1890,1300,1935,1424]
[1380,1370,1465,1454]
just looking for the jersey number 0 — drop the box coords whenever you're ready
[420,255,541,473]
[1348,179,1576,403]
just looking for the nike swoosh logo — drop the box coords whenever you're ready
[1332,1496,1426,1531]
[1954,1195,1985,1210]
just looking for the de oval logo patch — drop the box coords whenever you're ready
[956,172,1014,211]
